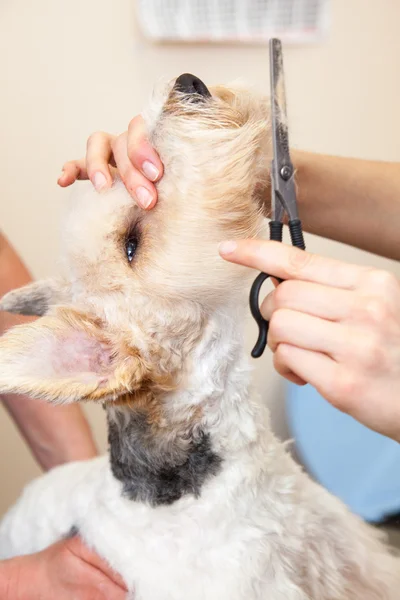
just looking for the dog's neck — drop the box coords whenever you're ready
[106,305,261,507]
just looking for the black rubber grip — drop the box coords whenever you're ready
[249,219,305,359]
[269,220,283,242]
[249,272,271,358]
[288,219,305,250]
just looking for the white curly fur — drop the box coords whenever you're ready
[0,77,399,599]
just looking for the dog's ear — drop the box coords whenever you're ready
[0,278,68,316]
[0,308,147,404]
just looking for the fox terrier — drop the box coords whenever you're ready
[0,74,399,599]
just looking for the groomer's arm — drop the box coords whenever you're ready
[292,151,400,260]
[0,233,97,469]
[59,121,400,260]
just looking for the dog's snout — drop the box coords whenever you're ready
[174,73,211,100]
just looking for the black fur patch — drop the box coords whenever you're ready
[108,410,222,506]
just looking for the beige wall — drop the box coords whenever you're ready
[0,0,400,516]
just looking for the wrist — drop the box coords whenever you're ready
[2,395,97,471]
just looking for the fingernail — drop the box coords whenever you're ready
[136,186,152,209]
[142,161,159,182]
[93,172,107,191]
[57,171,64,182]
[219,241,237,255]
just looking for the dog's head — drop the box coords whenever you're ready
[0,75,270,405]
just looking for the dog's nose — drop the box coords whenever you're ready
[174,73,211,100]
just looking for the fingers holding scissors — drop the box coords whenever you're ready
[220,238,400,441]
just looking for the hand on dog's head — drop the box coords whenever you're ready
[0,76,271,405]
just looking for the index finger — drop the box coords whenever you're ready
[219,239,366,289]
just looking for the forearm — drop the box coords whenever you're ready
[293,151,400,260]
[0,232,97,469]
[2,395,97,470]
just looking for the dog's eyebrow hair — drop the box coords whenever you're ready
[108,409,222,506]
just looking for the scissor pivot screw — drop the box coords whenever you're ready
[280,165,292,180]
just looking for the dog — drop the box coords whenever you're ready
[0,74,399,599]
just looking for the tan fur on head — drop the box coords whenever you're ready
[144,82,270,301]
[0,78,270,404]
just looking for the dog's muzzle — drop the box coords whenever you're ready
[173,73,211,101]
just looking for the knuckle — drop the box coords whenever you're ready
[355,296,390,326]
[357,334,387,370]
[86,130,107,150]
[331,371,362,410]
[364,268,398,291]
[86,131,99,147]
[128,114,143,132]
[286,247,314,277]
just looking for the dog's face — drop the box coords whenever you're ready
[63,75,269,303]
[0,75,270,405]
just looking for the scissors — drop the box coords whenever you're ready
[249,38,306,359]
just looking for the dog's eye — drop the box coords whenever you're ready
[125,236,138,263]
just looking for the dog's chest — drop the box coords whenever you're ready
[80,472,272,600]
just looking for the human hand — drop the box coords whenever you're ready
[57,116,163,210]
[219,239,400,442]
[0,536,127,600]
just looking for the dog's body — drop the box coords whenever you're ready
[0,75,399,599]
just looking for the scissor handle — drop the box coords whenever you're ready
[250,271,285,358]
[249,219,305,359]
[249,220,283,358]
[250,272,272,358]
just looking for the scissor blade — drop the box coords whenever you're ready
[270,38,290,170]
[269,38,298,222]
